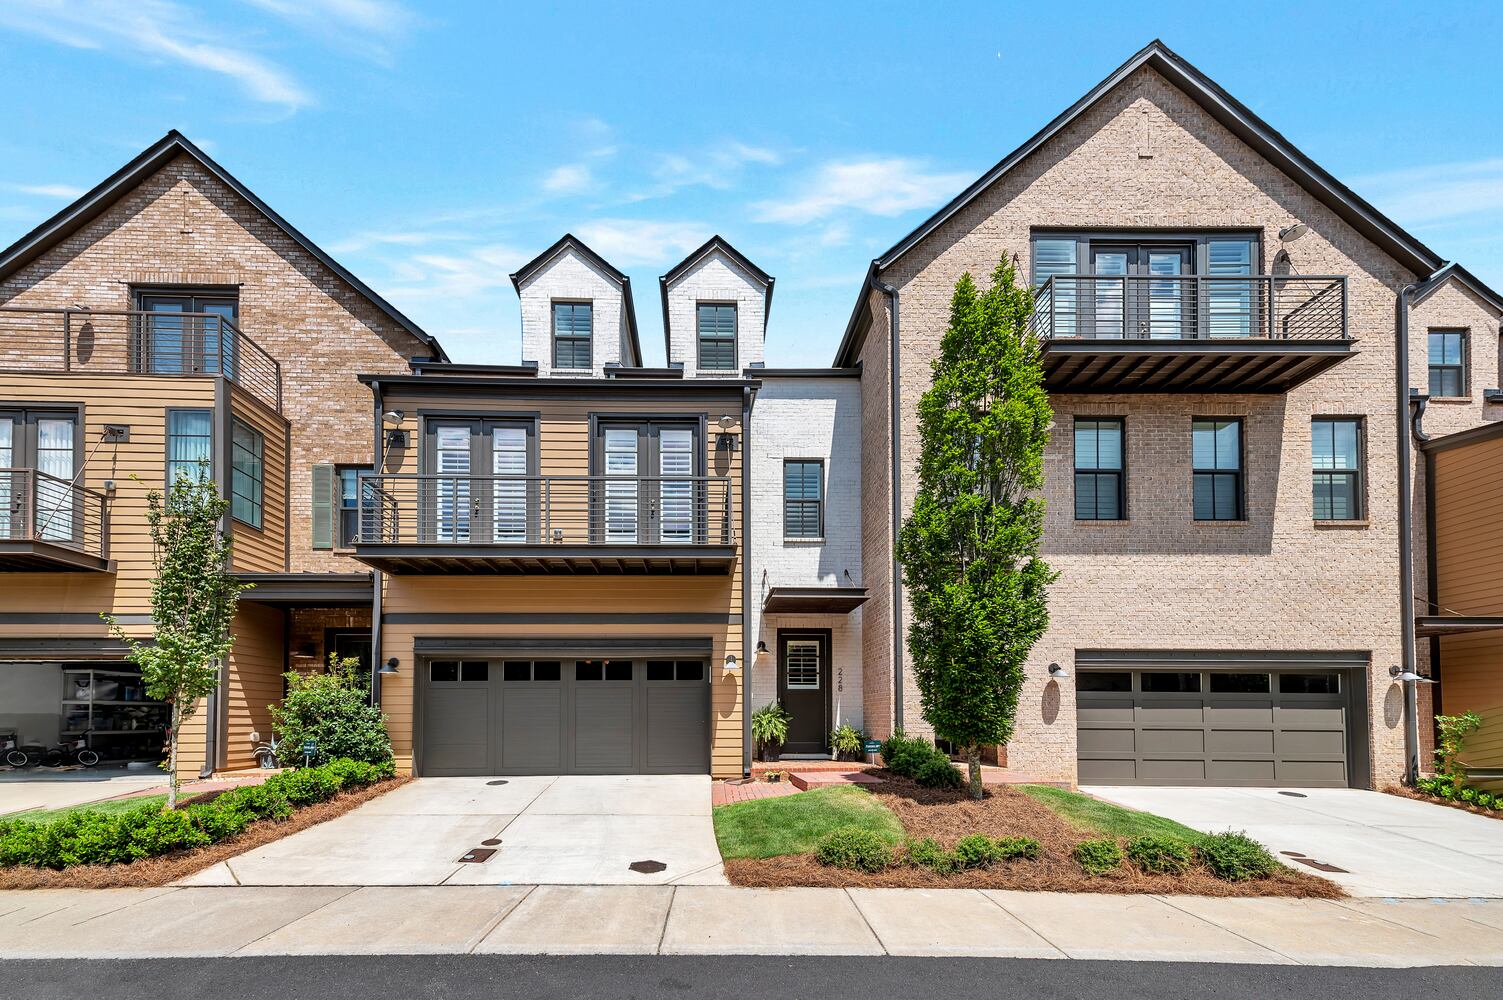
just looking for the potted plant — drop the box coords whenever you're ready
[829,723,865,762]
[751,701,791,762]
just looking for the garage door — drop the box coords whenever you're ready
[420,656,710,776]
[1076,664,1353,787]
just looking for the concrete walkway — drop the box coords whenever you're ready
[1083,786,1503,898]
[1,886,1501,964]
[179,775,727,887]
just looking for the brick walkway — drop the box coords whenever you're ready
[712,779,800,806]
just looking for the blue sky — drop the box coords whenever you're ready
[1,1,1499,366]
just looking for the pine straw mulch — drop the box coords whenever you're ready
[1384,784,1503,822]
[725,774,1342,898]
[0,776,410,890]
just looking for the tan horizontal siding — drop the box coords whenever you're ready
[1432,437,1503,615]
[223,602,285,772]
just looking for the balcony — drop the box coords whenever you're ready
[1029,275,1354,392]
[353,474,737,574]
[0,307,282,411]
[0,469,111,572]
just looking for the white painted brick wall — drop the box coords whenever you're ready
[664,250,766,376]
[747,375,865,733]
[518,247,630,376]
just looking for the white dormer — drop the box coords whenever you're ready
[509,234,643,376]
[659,236,773,377]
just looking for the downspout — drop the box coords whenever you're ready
[202,378,230,778]
[370,380,385,709]
[741,384,754,776]
[1397,280,1423,785]
[872,272,904,732]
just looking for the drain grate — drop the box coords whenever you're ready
[486,779,509,786]
[482,838,503,847]
[1278,790,1308,798]
[458,848,497,864]
[628,860,667,874]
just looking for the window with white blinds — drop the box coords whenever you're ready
[492,426,528,542]
[658,428,695,542]
[434,425,471,542]
[603,427,639,543]
[785,639,821,690]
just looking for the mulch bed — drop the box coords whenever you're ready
[726,774,1341,898]
[0,776,410,890]
[1384,784,1503,822]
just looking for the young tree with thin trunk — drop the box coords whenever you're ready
[896,256,1056,800]
[106,471,249,808]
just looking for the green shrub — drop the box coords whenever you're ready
[915,754,964,789]
[994,836,1041,861]
[188,803,253,841]
[952,834,1004,869]
[266,766,341,806]
[1125,835,1193,875]
[1460,787,1479,804]
[324,757,393,788]
[830,723,866,762]
[1196,832,1277,882]
[215,783,293,822]
[905,837,956,874]
[271,655,394,767]
[1072,838,1123,876]
[1479,792,1497,811]
[127,809,210,858]
[751,702,791,756]
[1438,784,1456,800]
[814,825,895,873]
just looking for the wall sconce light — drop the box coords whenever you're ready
[756,640,768,655]
[716,414,740,452]
[724,653,738,671]
[1389,664,1434,684]
[381,410,405,427]
[385,429,408,449]
[379,657,399,675]
[1048,662,1070,680]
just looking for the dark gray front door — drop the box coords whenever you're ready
[1076,665,1351,787]
[420,654,709,776]
[777,630,830,755]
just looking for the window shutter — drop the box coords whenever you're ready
[311,463,335,549]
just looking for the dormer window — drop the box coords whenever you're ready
[552,301,592,370]
[697,303,737,371]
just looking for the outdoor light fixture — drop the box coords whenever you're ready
[1048,662,1070,680]
[379,657,399,674]
[385,428,408,449]
[756,640,768,654]
[1278,222,1309,243]
[716,414,740,452]
[381,410,405,427]
[724,653,738,671]
[1389,664,1434,684]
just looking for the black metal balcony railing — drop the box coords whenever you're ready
[1,468,109,562]
[0,307,282,411]
[356,474,736,548]
[1029,275,1349,342]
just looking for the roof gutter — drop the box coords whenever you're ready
[1396,278,1426,785]
[370,381,385,710]
[871,271,905,733]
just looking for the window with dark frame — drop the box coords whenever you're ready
[1428,330,1466,397]
[696,303,737,370]
[1312,418,1364,521]
[552,301,593,369]
[1074,418,1124,520]
[783,459,824,538]
[166,409,213,486]
[337,465,374,547]
[230,418,264,528]
[1192,418,1244,521]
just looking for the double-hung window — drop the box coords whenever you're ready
[552,302,592,370]
[230,418,264,528]
[1428,330,1466,397]
[1191,418,1244,520]
[783,460,824,539]
[337,465,373,547]
[1312,418,1364,520]
[697,303,737,371]
[1074,418,1124,520]
[166,409,213,487]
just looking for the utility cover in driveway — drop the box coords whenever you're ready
[1076,664,1352,787]
[421,656,709,776]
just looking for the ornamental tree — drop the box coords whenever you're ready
[106,470,249,808]
[895,256,1056,799]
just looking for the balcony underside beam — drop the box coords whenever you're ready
[1041,339,1354,393]
[352,543,737,575]
[0,540,113,572]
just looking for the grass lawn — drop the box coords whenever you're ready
[1017,784,1205,841]
[714,786,904,859]
[8,794,168,823]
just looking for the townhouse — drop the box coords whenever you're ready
[837,40,1503,789]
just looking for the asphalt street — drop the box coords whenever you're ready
[3,956,1498,999]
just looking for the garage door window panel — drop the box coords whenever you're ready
[1280,672,1339,694]
[1141,671,1201,693]
[1209,672,1270,693]
[1077,671,1131,692]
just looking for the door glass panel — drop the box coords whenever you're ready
[533,661,561,681]
[658,428,694,543]
[430,661,459,683]
[647,661,675,681]
[1032,238,1078,336]
[604,662,632,681]
[503,661,531,682]
[575,661,604,681]
[459,662,488,682]
[1146,252,1185,338]
[0,419,13,539]
[1091,251,1128,337]
[434,425,471,542]
[603,427,639,543]
[785,640,821,690]
[141,298,186,373]
[1207,240,1254,337]
[199,299,238,377]
[34,417,75,541]
[491,426,528,542]
[676,661,704,681]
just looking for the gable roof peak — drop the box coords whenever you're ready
[658,235,775,358]
[508,233,643,367]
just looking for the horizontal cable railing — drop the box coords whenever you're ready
[357,474,736,548]
[1,468,109,561]
[1029,275,1349,342]
[0,307,282,411]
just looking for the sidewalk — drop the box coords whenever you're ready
[1,885,1500,964]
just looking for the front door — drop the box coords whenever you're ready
[1090,244,1193,338]
[424,418,536,543]
[138,293,238,375]
[596,421,699,544]
[778,630,830,755]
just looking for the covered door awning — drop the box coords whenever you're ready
[762,587,869,614]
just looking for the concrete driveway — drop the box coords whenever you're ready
[181,775,727,888]
[1082,785,1503,898]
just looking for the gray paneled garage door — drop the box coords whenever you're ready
[420,656,710,776]
[1076,656,1361,788]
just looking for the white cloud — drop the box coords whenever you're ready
[241,0,416,64]
[328,229,458,253]
[574,219,708,267]
[1353,158,1503,225]
[630,141,783,200]
[0,1,311,110]
[7,182,86,199]
[542,164,593,195]
[753,157,970,224]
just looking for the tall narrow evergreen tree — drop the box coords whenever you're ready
[896,256,1056,799]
